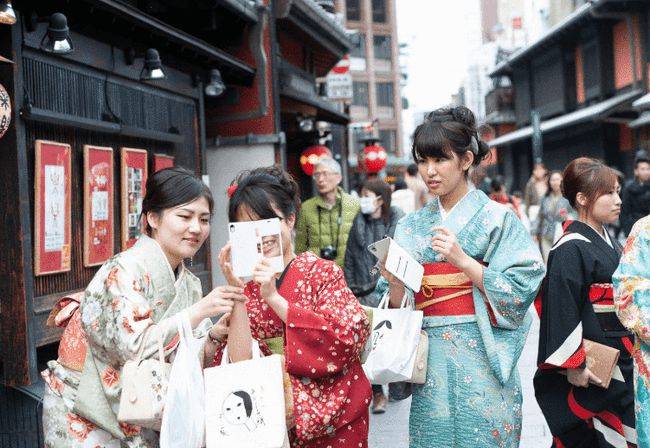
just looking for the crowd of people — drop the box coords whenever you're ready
[40,105,650,448]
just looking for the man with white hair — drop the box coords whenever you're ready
[295,157,360,267]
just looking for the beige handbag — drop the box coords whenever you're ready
[117,329,171,430]
[409,331,428,384]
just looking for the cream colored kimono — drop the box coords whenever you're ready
[42,235,211,448]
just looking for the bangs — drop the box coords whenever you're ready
[411,122,454,161]
[590,166,619,197]
[228,187,279,222]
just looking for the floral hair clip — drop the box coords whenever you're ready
[227,184,238,198]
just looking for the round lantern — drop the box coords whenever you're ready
[361,138,387,174]
[0,83,11,140]
[300,145,332,176]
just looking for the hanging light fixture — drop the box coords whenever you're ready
[40,13,73,54]
[140,48,165,80]
[0,1,16,25]
[204,69,225,97]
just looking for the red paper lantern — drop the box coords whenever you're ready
[300,145,331,176]
[363,143,387,173]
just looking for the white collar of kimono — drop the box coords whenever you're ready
[591,224,613,248]
[134,234,186,287]
[435,185,475,222]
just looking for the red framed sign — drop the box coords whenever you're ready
[153,153,174,172]
[121,147,148,250]
[34,140,72,276]
[83,145,114,266]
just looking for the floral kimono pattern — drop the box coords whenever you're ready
[376,189,545,448]
[211,252,372,447]
[614,215,650,448]
[42,235,211,448]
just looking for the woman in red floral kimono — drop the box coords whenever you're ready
[213,166,372,447]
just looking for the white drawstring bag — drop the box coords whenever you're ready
[159,312,205,448]
[204,342,289,448]
[362,292,423,385]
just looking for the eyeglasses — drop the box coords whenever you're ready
[313,171,335,180]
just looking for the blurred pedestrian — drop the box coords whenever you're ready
[391,178,415,214]
[405,163,430,209]
[294,157,359,267]
[536,170,574,262]
[524,162,549,225]
[489,175,523,219]
[620,149,650,237]
[344,178,404,414]
[614,214,650,448]
[377,106,544,447]
[535,157,636,448]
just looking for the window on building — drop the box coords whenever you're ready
[373,35,392,61]
[353,81,369,107]
[350,33,366,59]
[372,0,387,23]
[376,82,394,107]
[346,0,361,21]
[379,129,397,153]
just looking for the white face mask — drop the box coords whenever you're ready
[360,196,377,215]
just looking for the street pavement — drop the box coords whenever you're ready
[369,311,552,448]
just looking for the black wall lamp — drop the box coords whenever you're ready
[0,1,16,25]
[40,13,74,54]
[126,48,166,81]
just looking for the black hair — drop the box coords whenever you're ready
[141,167,213,234]
[228,166,301,222]
[362,178,392,225]
[231,391,253,418]
[490,175,506,193]
[411,106,491,171]
[634,150,650,167]
[545,170,563,198]
[406,163,419,176]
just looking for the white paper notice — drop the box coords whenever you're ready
[92,191,109,221]
[44,165,65,251]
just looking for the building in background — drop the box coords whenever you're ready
[337,0,405,184]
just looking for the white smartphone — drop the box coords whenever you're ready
[228,218,284,278]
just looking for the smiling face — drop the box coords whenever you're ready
[416,150,473,198]
[147,196,211,267]
[261,234,281,258]
[236,204,295,260]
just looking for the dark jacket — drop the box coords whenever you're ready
[343,206,404,305]
[621,180,650,236]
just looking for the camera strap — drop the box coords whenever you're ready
[317,195,343,252]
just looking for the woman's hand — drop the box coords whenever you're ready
[379,264,406,308]
[431,227,471,270]
[218,243,245,288]
[252,258,279,302]
[208,312,231,343]
[566,367,602,388]
[189,285,247,325]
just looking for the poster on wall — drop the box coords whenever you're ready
[121,147,148,250]
[34,140,72,276]
[153,153,174,172]
[83,145,114,266]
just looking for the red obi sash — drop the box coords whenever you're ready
[589,283,615,313]
[415,263,475,317]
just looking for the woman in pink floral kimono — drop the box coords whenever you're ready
[215,166,372,447]
[41,167,246,448]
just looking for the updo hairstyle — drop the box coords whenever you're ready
[561,157,620,210]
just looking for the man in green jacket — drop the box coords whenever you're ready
[295,157,360,267]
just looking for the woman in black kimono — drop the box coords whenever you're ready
[534,157,637,448]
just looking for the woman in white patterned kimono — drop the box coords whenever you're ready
[377,106,545,447]
[41,167,246,448]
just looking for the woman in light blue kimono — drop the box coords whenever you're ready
[377,106,545,447]
[613,215,650,448]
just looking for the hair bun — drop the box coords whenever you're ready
[451,106,476,129]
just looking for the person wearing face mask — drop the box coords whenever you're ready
[535,158,637,448]
[343,178,404,414]
[41,168,246,448]
[216,166,371,448]
[376,106,545,447]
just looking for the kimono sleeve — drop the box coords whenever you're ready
[285,262,370,378]
[613,221,650,344]
[537,242,587,369]
[81,263,181,364]
[481,210,545,329]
